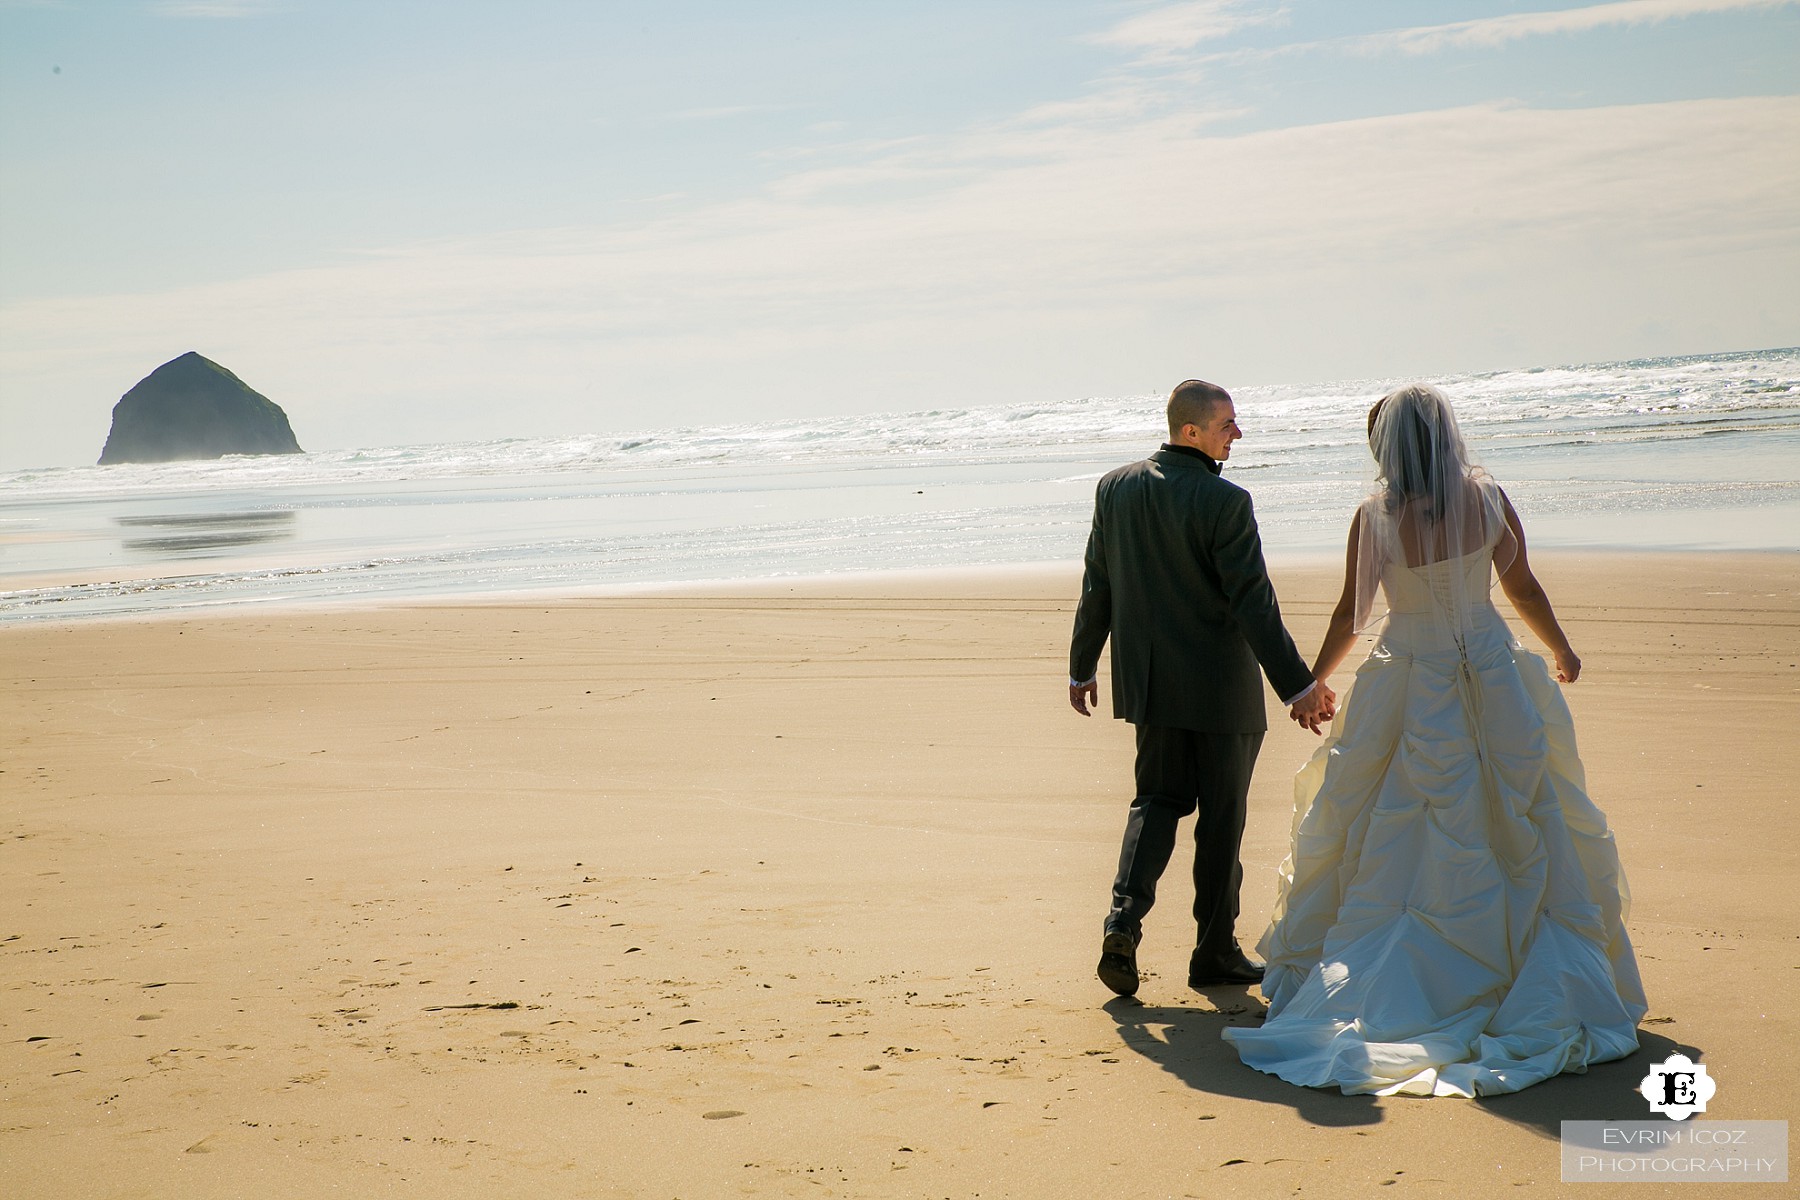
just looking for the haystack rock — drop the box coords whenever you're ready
[98,352,303,465]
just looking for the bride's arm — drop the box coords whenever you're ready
[1494,491,1582,683]
[1309,510,1363,683]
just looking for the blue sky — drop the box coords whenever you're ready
[2,0,1797,469]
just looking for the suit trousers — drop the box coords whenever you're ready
[1106,724,1264,956]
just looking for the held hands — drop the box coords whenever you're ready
[1074,676,1346,727]
[1069,679,1098,716]
[1289,682,1337,736]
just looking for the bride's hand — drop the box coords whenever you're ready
[1554,649,1581,684]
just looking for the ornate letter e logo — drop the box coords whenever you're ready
[1639,1053,1716,1120]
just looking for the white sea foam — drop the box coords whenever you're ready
[3,348,1796,621]
[6,347,1795,499]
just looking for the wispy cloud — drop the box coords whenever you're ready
[1033,3,1283,129]
[1354,0,1799,56]
[1089,1,1286,58]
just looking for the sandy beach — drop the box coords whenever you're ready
[3,552,1796,1198]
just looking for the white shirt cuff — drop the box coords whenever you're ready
[1282,680,1317,707]
[1070,676,1095,688]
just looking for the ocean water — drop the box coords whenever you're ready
[2,347,1796,622]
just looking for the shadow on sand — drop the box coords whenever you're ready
[1107,993,1699,1141]
[1474,1031,1703,1142]
[1105,990,1382,1127]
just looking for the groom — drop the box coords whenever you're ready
[1069,379,1333,996]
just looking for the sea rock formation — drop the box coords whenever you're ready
[98,352,303,465]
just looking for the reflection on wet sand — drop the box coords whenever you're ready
[116,510,297,557]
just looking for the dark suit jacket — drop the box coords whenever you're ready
[1069,446,1313,733]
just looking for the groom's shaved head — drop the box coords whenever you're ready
[1168,379,1231,438]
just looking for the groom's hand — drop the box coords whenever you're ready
[1069,679,1098,716]
[1290,682,1336,735]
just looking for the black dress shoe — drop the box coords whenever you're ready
[1187,947,1264,988]
[1097,930,1139,997]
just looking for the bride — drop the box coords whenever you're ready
[1222,384,1646,1097]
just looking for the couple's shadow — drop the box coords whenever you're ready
[1105,992,1699,1140]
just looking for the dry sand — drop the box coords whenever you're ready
[3,553,1796,1198]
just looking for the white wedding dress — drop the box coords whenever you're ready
[1222,512,1646,1097]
